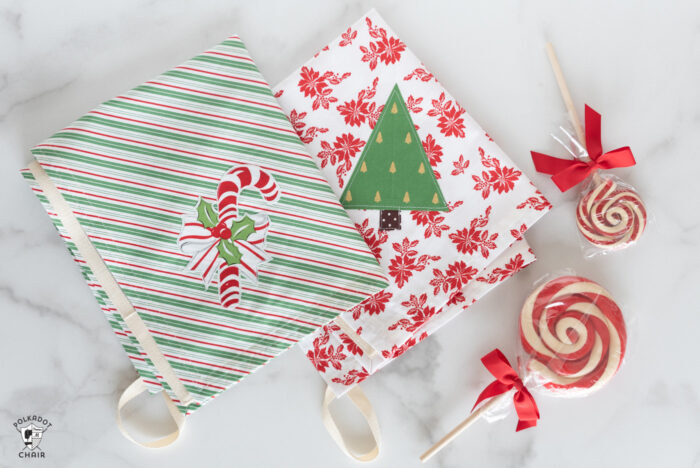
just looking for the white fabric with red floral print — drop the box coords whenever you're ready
[273,10,551,396]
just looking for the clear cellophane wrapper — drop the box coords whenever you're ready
[481,270,628,424]
[518,271,628,399]
[576,172,648,257]
[550,124,648,257]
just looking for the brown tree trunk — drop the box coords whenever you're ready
[379,209,401,231]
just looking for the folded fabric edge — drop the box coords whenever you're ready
[22,158,391,413]
[20,169,178,402]
[21,28,396,415]
[304,238,536,397]
[22,161,195,410]
[271,8,552,340]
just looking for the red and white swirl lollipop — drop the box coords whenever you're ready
[576,177,647,251]
[520,275,626,397]
[421,274,627,462]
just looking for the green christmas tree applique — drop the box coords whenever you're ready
[339,84,447,230]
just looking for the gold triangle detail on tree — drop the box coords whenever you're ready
[339,84,448,230]
[345,191,352,202]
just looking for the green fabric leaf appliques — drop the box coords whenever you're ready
[217,215,256,265]
[229,215,256,242]
[196,197,219,228]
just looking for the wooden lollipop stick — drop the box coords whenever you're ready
[545,43,604,185]
[419,393,509,463]
[545,43,586,147]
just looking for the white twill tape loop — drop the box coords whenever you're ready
[28,160,194,409]
[117,378,185,448]
[322,384,381,462]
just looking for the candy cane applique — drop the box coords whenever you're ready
[178,165,281,309]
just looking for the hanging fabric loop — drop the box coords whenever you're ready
[116,378,185,448]
[321,385,381,462]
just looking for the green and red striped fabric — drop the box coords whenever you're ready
[22,35,387,415]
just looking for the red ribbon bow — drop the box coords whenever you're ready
[471,349,540,432]
[531,105,636,192]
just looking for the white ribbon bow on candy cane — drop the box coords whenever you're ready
[177,165,280,309]
[179,211,271,285]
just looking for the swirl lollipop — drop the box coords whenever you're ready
[530,43,647,255]
[520,275,626,397]
[576,177,647,251]
[421,275,626,462]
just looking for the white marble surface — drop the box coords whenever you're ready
[1,1,699,467]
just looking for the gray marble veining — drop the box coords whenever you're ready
[1,1,699,467]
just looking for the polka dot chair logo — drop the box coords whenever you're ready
[13,415,52,459]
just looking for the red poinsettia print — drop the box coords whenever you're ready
[297,66,351,110]
[388,295,437,333]
[449,200,464,211]
[411,210,448,238]
[379,36,405,65]
[421,134,443,179]
[447,290,465,305]
[428,92,466,138]
[298,66,325,97]
[351,290,393,320]
[449,206,499,258]
[410,201,463,240]
[339,27,357,47]
[517,185,552,211]
[334,133,365,186]
[334,133,364,161]
[339,332,364,356]
[312,45,330,59]
[359,17,406,70]
[363,290,393,315]
[403,66,435,82]
[288,109,328,144]
[317,140,336,169]
[312,87,336,110]
[355,218,388,260]
[439,106,467,138]
[451,154,470,176]
[388,238,440,288]
[477,253,526,284]
[359,42,382,71]
[510,223,527,241]
[367,103,383,128]
[331,368,369,386]
[381,332,428,359]
[306,345,331,372]
[406,95,423,113]
[472,147,522,199]
[337,99,370,127]
[337,77,381,127]
[317,133,365,187]
[307,324,347,373]
[430,260,479,295]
